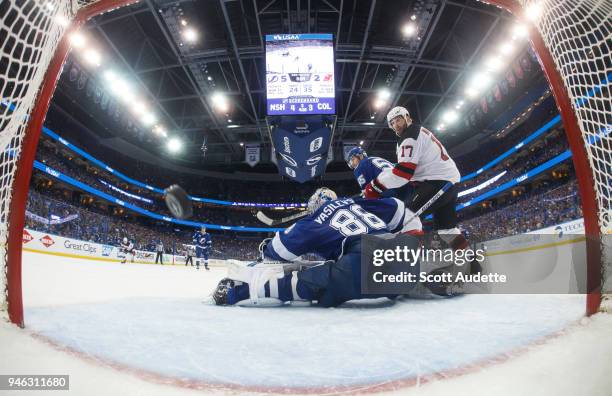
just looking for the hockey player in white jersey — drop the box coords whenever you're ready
[364,106,469,251]
[119,237,135,264]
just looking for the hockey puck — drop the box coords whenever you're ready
[164,184,193,219]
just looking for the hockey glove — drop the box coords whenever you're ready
[364,180,385,199]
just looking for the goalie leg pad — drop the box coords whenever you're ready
[221,260,287,306]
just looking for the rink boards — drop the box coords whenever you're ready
[21,228,225,267]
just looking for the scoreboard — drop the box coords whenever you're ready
[265,33,336,116]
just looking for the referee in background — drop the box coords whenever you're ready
[155,240,164,265]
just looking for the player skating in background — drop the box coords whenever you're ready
[211,187,428,307]
[364,106,468,251]
[119,237,135,264]
[192,227,212,270]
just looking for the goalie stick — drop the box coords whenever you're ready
[256,210,309,226]
[254,183,451,227]
[256,193,365,226]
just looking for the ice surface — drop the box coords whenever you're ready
[1,251,611,395]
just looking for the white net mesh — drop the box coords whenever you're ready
[0,0,80,321]
[0,0,610,322]
[522,0,611,307]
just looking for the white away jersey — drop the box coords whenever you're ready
[376,124,460,190]
[121,241,134,251]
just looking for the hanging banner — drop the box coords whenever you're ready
[25,211,79,226]
[245,145,261,167]
[269,115,333,183]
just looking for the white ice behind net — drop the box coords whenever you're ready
[524,0,611,302]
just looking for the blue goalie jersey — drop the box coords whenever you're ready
[264,197,410,261]
[192,231,212,250]
[354,156,393,190]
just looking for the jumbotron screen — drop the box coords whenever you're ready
[265,33,336,116]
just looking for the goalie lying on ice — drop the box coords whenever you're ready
[211,188,461,307]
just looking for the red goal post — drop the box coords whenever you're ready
[0,0,609,327]
[482,0,611,315]
[1,0,138,327]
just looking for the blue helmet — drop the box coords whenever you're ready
[346,147,367,169]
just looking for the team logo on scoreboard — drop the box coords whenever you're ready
[22,229,33,244]
[310,137,323,152]
[268,75,279,83]
[39,234,55,248]
[306,154,323,166]
[279,153,298,167]
[285,167,296,177]
[323,73,333,81]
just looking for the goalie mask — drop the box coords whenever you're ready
[307,187,337,213]
[123,237,128,244]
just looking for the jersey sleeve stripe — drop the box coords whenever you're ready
[372,178,387,192]
[387,198,406,232]
[398,162,417,170]
[392,163,415,180]
[271,234,299,261]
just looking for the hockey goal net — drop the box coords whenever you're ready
[0,0,137,327]
[0,0,610,326]
[490,0,610,315]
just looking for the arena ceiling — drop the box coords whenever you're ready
[48,0,528,172]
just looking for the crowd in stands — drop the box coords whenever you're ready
[459,179,581,242]
[26,189,270,260]
[454,104,559,175]
[26,174,583,261]
[28,111,587,258]
[36,142,160,209]
[457,128,569,200]
[38,135,360,204]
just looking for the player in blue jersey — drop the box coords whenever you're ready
[347,147,412,200]
[346,147,393,191]
[211,188,427,307]
[192,226,212,270]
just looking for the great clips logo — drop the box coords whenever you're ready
[22,230,33,244]
[39,234,55,248]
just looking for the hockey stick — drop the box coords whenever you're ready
[255,193,364,226]
[256,210,309,226]
[255,184,451,227]
[404,181,453,223]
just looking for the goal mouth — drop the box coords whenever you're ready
[1,0,610,328]
[24,291,585,394]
